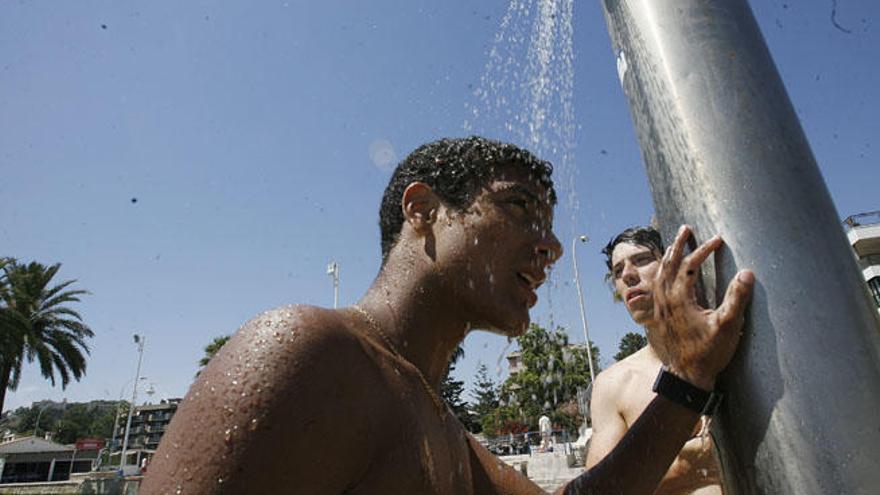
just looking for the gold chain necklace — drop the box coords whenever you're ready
[352,305,447,420]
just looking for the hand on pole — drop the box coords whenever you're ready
[651,225,755,390]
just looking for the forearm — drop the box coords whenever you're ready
[560,396,700,495]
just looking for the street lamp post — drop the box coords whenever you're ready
[571,235,596,385]
[119,334,145,472]
[33,404,50,438]
[111,377,146,451]
[327,261,339,309]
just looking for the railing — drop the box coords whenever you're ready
[480,428,578,457]
[843,210,880,230]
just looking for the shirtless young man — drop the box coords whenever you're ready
[142,137,754,494]
[587,226,728,494]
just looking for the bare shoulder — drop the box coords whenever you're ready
[592,347,660,416]
[142,305,377,494]
[595,347,651,390]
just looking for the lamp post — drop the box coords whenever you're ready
[33,403,50,438]
[571,235,596,385]
[111,377,146,451]
[119,334,145,472]
[327,261,339,309]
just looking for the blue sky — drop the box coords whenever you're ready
[1,1,877,412]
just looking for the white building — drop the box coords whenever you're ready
[844,210,880,312]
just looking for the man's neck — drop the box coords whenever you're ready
[643,324,666,364]
[356,267,467,389]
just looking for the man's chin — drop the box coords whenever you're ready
[484,314,530,338]
[630,310,655,326]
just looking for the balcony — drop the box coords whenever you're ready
[844,211,880,258]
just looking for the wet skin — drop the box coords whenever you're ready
[142,171,754,494]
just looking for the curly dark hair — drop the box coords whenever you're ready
[601,226,665,275]
[379,136,556,263]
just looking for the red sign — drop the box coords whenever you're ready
[75,438,106,451]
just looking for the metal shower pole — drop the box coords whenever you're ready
[598,1,880,493]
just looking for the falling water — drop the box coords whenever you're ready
[464,0,579,373]
[464,0,578,231]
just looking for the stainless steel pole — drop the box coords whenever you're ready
[598,1,880,493]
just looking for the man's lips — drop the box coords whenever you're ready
[625,288,649,304]
[517,271,543,307]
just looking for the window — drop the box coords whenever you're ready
[868,277,880,309]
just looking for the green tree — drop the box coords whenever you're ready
[500,324,600,433]
[196,335,231,376]
[10,400,119,442]
[470,363,498,434]
[614,332,647,361]
[0,261,93,414]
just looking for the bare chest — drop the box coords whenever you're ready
[347,353,475,494]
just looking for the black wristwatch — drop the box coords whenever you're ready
[652,366,723,416]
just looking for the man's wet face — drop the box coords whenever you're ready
[610,242,661,325]
[444,169,560,336]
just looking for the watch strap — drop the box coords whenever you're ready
[652,366,722,416]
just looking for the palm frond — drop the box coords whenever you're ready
[0,260,93,409]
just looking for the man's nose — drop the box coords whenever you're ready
[621,262,640,286]
[535,231,563,266]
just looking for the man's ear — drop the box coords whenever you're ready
[401,182,440,235]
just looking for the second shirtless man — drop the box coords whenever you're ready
[587,226,725,494]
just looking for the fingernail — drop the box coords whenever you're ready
[737,270,754,283]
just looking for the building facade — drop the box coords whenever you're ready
[0,436,99,483]
[120,398,181,453]
[844,210,880,312]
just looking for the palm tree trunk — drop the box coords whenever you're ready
[0,362,11,415]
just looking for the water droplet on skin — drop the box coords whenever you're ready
[232,380,238,386]
[249,418,259,431]
[175,485,182,494]
[218,478,224,484]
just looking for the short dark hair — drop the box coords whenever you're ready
[602,226,664,275]
[379,136,556,262]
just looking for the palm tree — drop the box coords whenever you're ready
[196,335,231,377]
[0,260,93,414]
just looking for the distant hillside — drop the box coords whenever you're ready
[1,399,122,444]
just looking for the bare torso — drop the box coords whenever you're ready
[588,347,723,495]
[141,305,539,495]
